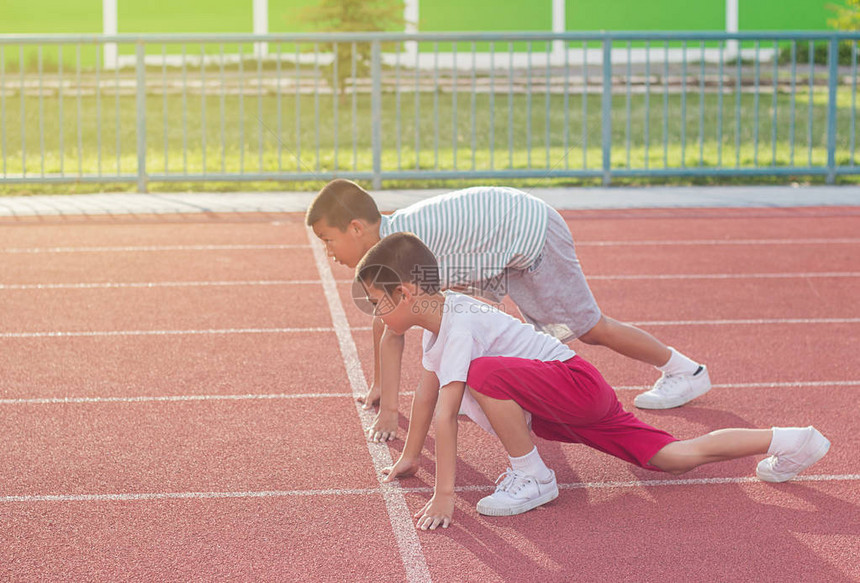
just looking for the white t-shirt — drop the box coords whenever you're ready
[421,292,576,434]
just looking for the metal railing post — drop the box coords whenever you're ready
[601,36,612,185]
[826,35,839,184]
[371,40,382,189]
[135,41,148,192]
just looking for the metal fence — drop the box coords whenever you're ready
[1,31,858,191]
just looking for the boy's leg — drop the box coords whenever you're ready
[365,323,405,442]
[506,207,710,410]
[578,317,711,410]
[466,387,535,457]
[577,315,670,367]
[648,428,773,474]
[467,386,559,517]
[649,426,830,482]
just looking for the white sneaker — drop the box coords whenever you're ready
[476,468,558,517]
[757,427,831,483]
[634,365,711,409]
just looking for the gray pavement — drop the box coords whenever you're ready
[0,185,858,217]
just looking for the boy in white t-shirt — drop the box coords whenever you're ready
[356,232,830,530]
[308,179,711,443]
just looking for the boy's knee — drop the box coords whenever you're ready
[648,443,695,475]
[648,456,689,475]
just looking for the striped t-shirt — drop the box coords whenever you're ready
[377,186,548,289]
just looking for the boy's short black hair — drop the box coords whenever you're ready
[356,232,441,295]
[305,179,382,230]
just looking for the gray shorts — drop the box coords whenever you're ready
[492,207,602,343]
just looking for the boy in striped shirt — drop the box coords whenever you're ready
[307,179,711,441]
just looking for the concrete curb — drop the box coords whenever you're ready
[0,186,857,217]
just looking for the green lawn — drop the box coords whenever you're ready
[1,84,857,194]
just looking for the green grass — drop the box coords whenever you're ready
[1,86,858,194]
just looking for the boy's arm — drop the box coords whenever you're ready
[366,325,405,442]
[414,380,464,531]
[357,317,386,408]
[382,368,440,481]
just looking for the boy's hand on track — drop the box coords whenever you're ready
[366,409,398,442]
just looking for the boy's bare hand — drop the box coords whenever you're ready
[366,409,398,442]
[357,383,381,409]
[414,494,454,531]
[381,456,419,482]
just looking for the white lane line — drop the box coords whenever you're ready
[0,488,380,503]
[3,317,858,339]
[0,393,352,405]
[629,317,860,326]
[2,272,858,290]
[614,380,860,391]
[307,225,431,583]
[3,271,858,293]
[1,244,309,253]
[401,473,860,494]
[576,238,860,247]
[3,380,858,406]
[3,239,857,254]
[0,280,321,290]
[6,473,857,504]
[0,328,336,338]
[587,272,860,281]
[3,271,859,293]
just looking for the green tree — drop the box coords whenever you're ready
[827,0,860,30]
[299,0,407,98]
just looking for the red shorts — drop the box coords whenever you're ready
[466,356,678,470]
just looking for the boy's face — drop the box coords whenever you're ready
[362,283,414,335]
[312,218,369,268]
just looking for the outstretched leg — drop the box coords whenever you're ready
[650,426,830,482]
[649,428,773,474]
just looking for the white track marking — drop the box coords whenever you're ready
[576,238,860,246]
[2,380,858,406]
[0,393,352,405]
[4,317,857,339]
[3,239,857,254]
[586,272,860,281]
[613,380,860,391]
[4,474,857,504]
[0,328,336,338]
[0,488,380,503]
[400,473,860,494]
[1,244,308,253]
[2,272,858,291]
[0,280,322,290]
[306,226,432,583]
[628,318,860,326]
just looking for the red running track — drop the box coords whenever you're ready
[0,207,858,582]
